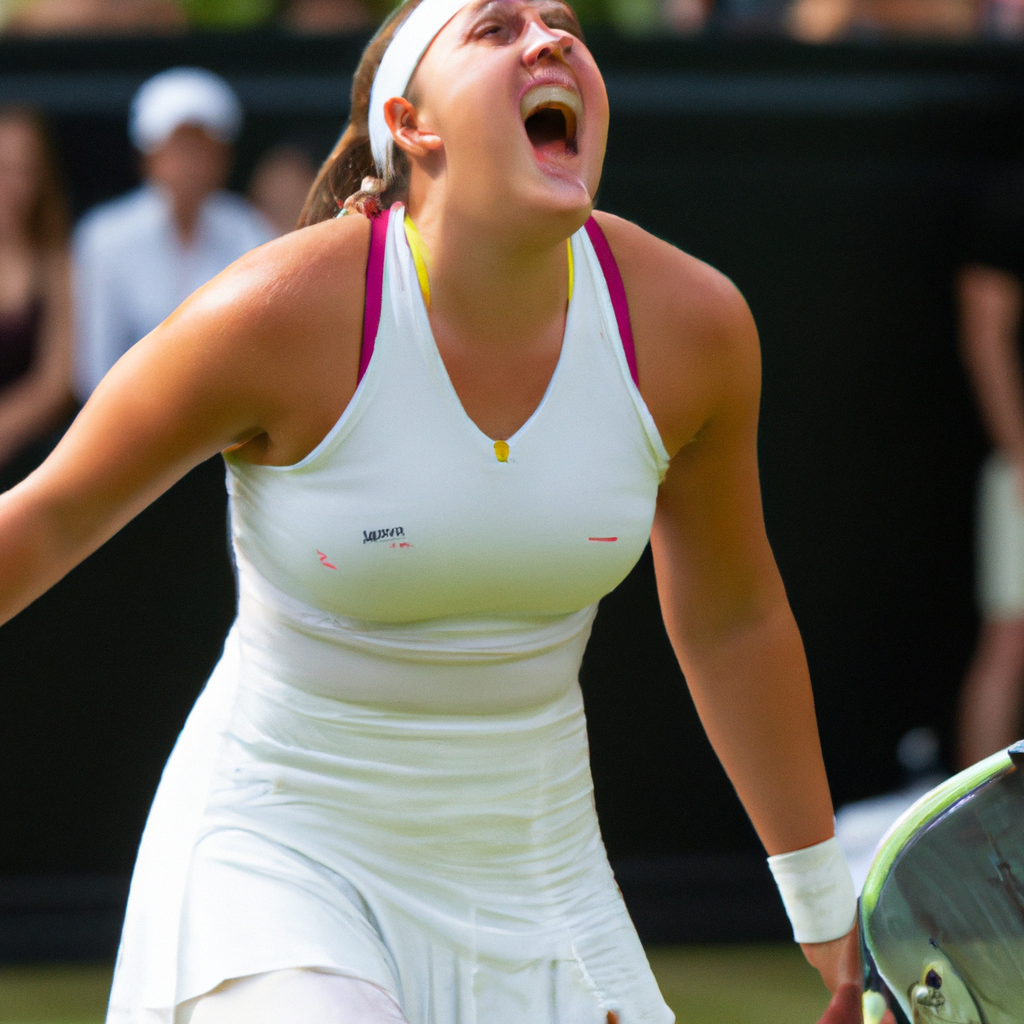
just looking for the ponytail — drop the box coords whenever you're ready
[299,0,426,228]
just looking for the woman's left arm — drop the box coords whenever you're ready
[650,300,831,858]
[595,211,857,992]
[647,293,857,987]
[0,248,75,469]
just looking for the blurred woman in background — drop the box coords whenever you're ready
[0,107,73,478]
[786,0,980,40]
[246,143,319,237]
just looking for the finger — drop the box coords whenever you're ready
[838,924,862,987]
[817,982,861,1024]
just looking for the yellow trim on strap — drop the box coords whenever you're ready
[567,238,574,306]
[404,214,575,313]
[404,214,433,310]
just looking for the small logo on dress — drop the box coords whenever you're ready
[494,440,510,463]
[363,527,406,544]
[317,550,338,569]
[589,537,618,543]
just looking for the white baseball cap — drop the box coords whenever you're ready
[130,67,243,154]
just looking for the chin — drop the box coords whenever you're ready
[451,145,599,238]
[526,164,597,217]
[533,187,593,225]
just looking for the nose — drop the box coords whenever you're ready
[520,15,573,67]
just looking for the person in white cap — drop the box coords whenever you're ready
[1,5,871,1023]
[71,67,272,400]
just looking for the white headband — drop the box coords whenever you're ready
[369,0,470,179]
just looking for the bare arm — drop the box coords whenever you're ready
[596,212,851,989]
[0,249,75,469]
[595,212,836,855]
[0,290,261,626]
[0,216,369,628]
[647,290,834,859]
[651,286,855,988]
[958,264,1024,463]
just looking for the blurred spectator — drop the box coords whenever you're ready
[981,0,1024,36]
[786,0,853,38]
[596,0,714,33]
[73,69,272,400]
[661,0,713,33]
[4,0,184,35]
[957,167,1024,768]
[862,0,978,35]
[247,144,319,237]
[281,0,375,32]
[787,0,979,40]
[0,108,73,473]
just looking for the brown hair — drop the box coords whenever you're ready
[0,106,69,249]
[299,0,427,228]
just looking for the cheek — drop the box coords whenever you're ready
[580,69,610,137]
[430,56,520,151]
[440,98,520,176]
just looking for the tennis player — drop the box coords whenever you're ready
[0,2,862,1020]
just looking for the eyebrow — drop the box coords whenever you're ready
[466,0,578,21]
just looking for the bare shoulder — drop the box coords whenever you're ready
[592,211,760,455]
[591,211,756,354]
[179,214,371,342]
[114,214,374,466]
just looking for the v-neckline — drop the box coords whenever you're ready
[400,217,577,448]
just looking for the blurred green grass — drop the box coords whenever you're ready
[0,964,110,1024]
[647,944,831,1024]
[0,945,831,1023]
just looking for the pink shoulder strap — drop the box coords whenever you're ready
[358,206,392,385]
[584,217,639,389]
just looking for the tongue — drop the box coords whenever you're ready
[533,138,567,160]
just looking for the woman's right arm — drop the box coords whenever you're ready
[0,215,369,628]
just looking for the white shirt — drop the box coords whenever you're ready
[72,183,273,400]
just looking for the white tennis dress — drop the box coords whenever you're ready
[106,206,674,1024]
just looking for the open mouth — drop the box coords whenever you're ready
[521,85,580,157]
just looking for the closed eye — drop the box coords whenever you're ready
[471,13,515,42]
[466,1,582,44]
[541,9,582,35]
[537,0,583,36]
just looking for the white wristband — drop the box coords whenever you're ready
[767,837,857,944]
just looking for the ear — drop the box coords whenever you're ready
[384,97,443,159]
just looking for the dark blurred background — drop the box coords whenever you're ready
[1,0,1022,962]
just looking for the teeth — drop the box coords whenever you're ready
[520,85,581,138]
